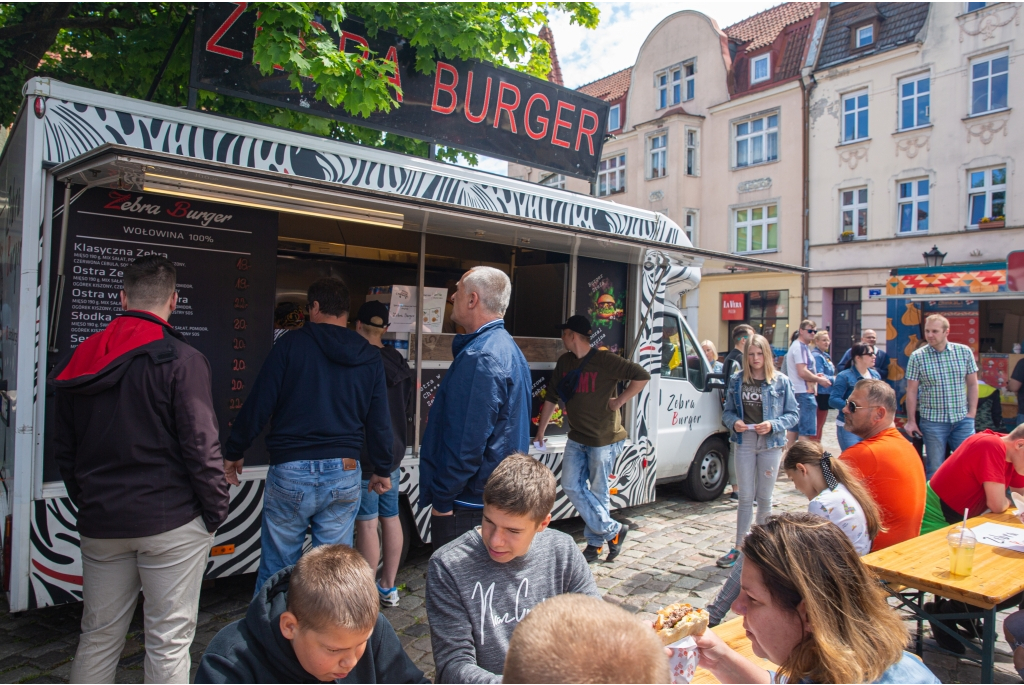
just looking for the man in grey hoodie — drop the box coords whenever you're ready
[426,454,599,684]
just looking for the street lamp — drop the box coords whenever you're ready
[922,245,947,268]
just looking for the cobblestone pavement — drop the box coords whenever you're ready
[1,415,1021,683]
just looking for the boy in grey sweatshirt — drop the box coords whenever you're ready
[426,454,600,684]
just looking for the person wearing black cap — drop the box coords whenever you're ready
[535,314,651,562]
[354,301,414,607]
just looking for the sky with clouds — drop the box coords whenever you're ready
[458,1,778,176]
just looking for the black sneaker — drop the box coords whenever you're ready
[582,545,602,563]
[729,491,739,500]
[605,524,629,562]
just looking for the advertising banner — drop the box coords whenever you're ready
[721,293,745,321]
[575,257,628,354]
[192,3,609,180]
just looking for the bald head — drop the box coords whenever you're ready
[861,329,878,346]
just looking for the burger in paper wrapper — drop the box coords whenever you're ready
[652,603,709,644]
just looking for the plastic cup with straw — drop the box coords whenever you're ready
[948,507,977,577]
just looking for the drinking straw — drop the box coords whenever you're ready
[958,508,968,547]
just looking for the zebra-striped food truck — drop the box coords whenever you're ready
[0,79,800,611]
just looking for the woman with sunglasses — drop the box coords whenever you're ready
[829,343,880,451]
[697,513,939,684]
[716,334,799,569]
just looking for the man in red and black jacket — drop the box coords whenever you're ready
[50,255,229,684]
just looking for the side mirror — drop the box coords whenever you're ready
[704,372,727,392]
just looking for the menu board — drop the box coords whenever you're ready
[576,257,628,354]
[923,300,980,357]
[43,187,277,479]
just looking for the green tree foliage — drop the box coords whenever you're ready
[0,2,598,164]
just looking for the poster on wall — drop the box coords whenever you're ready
[575,257,628,354]
[43,186,278,480]
[530,370,568,439]
[923,300,980,357]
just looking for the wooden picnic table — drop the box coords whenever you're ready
[691,617,776,684]
[862,510,1024,683]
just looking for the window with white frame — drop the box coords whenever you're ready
[843,90,869,142]
[971,52,1008,115]
[540,173,565,189]
[657,67,684,110]
[608,104,620,131]
[751,54,770,84]
[899,74,930,130]
[649,133,667,178]
[685,211,697,244]
[734,205,778,254]
[966,2,988,12]
[841,188,868,238]
[597,153,626,196]
[735,113,778,168]
[855,25,874,48]
[685,62,695,101]
[969,167,1006,226]
[898,179,930,233]
[686,129,698,176]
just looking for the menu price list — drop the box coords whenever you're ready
[43,186,278,479]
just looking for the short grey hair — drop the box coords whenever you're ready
[854,379,896,416]
[463,266,511,316]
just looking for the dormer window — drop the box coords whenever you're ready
[856,25,874,48]
[751,54,770,84]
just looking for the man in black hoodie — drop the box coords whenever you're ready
[195,544,425,684]
[353,301,414,607]
[224,278,394,593]
[51,255,229,683]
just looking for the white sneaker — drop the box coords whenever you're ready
[378,584,399,608]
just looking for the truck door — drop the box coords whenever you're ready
[657,311,709,478]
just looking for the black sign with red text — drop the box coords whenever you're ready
[190,3,609,180]
[42,186,278,480]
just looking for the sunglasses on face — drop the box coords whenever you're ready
[846,400,882,414]
[803,328,816,334]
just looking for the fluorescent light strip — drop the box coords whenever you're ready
[142,182,404,229]
[145,172,404,222]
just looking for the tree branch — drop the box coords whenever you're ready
[0,16,137,40]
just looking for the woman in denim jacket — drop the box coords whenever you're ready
[716,334,799,568]
[810,331,836,440]
[829,343,881,451]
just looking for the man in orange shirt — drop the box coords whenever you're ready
[841,379,926,551]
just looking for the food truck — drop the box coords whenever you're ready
[0,78,802,611]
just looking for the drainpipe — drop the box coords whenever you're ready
[800,73,814,319]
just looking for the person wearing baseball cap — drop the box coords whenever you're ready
[535,314,651,563]
[353,300,414,608]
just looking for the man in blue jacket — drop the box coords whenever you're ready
[224,278,394,593]
[419,266,532,552]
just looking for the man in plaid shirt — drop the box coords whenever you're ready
[904,314,979,479]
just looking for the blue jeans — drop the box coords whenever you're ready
[357,468,401,520]
[562,439,624,547]
[254,459,362,594]
[920,417,975,479]
[795,393,817,436]
[836,424,862,452]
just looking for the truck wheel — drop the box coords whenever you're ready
[684,438,729,501]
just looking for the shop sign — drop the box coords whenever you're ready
[1008,251,1024,292]
[191,3,609,180]
[721,293,745,321]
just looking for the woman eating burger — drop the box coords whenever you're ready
[696,512,938,684]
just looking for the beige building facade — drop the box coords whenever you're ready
[511,4,824,355]
[806,2,1024,360]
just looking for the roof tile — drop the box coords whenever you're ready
[724,2,818,52]
[816,2,929,70]
[577,67,632,102]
